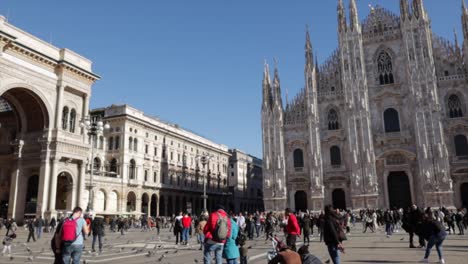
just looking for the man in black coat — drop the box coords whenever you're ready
[407,205,425,248]
[26,219,36,243]
[91,216,105,253]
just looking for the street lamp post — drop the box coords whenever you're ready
[80,116,110,212]
[196,154,213,214]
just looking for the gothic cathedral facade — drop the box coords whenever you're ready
[262,0,468,212]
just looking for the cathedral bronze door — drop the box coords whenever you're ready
[294,191,307,212]
[387,172,412,209]
[461,183,468,209]
[332,189,346,210]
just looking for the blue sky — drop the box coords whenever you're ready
[0,0,462,157]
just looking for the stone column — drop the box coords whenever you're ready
[7,164,21,220]
[54,85,64,129]
[156,195,160,216]
[164,196,168,217]
[48,159,58,212]
[36,145,51,218]
[77,161,86,209]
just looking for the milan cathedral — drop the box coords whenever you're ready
[262,0,468,212]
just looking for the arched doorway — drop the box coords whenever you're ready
[24,175,39,214]
[461,183,468,209]
[126,192,136,212]
[387,171,412,209]
[150,194,157,217]
[141,193,149,214]
[55,172,73,211]
[0,88,50,220]
[294,191,307,212]
[332,189,346,210]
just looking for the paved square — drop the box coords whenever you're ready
[1,225,467,263]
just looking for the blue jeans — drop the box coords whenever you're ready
[385,223,392,235]
[203,242,223,264]
[327,244,340,264]
[92,234,103,251]
[424,231,447,260]
[36,227,42,239]
[62,244,83,264]
[227,259,238,264]
[182,228,190,242]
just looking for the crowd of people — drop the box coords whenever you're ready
[0,205,466,264]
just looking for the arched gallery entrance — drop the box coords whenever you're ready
[387,171,412,209]
[127,192,136,212]
[461,183,468,209]
[332,189,346,210]
[0,88,49,220]
[294,191,307,212]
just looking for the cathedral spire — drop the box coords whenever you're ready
[412,0,426,20]
[305,25,314,73]
[337,0,347,33]
[454,28,461,56]
[349,0,360,32]
[272,59,283,108]
[462,0,468,40]
[262,60,272,110]
[400,0,410,21]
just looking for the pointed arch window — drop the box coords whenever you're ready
[129,159,136,179]
[328,109,339,130]
[455,135,468,157]
[384,108,401,133]
[377,51,394,85]
[62,107,69,130]
[293,149,304,168]
[448,94,463,118]
[330,146,342,166]
[129,137,133,151]
[69,109,76,133]
[133,138,138,152]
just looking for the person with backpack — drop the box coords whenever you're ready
[203,205,231,264]
[323,205,344,264]
[61,207,90,264]
[420,209,447,264]
[91,215,105,253]
[174,212,183,245]
[223,211,240,264]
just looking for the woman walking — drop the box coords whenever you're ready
[420,210,447,264]
[223,212,240,264]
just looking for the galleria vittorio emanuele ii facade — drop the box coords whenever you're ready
[0,15,263,224]
[262,0,468,212]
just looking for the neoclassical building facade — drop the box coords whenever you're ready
[262,0,468,212]
[89,104,231,217]
[0,15,261,223]
[0,16,98,223]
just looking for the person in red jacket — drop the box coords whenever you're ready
[285,208,300,251]
[203,205,231,264]
[182,213,192,245]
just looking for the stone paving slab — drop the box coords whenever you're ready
[0,226,466,263]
